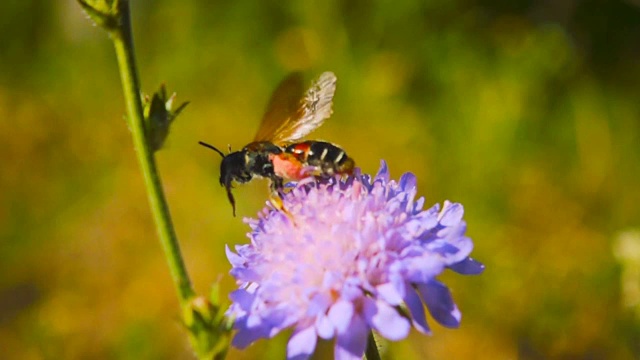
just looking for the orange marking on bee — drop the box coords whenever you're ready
[270,153,309,180]
[290,142,312,158]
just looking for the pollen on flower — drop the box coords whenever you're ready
[226,161,484,360]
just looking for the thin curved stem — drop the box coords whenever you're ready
[110,0,194,304]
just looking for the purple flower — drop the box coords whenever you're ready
[226,161,484,360]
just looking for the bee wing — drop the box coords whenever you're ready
[253,71,337,144]
[253,72,304,142]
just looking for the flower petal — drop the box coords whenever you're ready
[417,281,461,328]
[334,313,369,360]
[307,292,332,317]
[232,319,270,349]
[228,288,255,312]
[404,285,430,334]
[225,245,245,267]
[315,314,334,339]
[399,172,417,191]
[287,325,318,360]
[448,257,485,275]
[229,267,261,282]
[376,282,404,306]
[328,300,354,334]
[438,201,464,226]
[364,297,410,341]
[375,160,390,182]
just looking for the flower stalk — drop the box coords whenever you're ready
[107,0,194,304]
[78,0,194,306]
[78,0,234,357]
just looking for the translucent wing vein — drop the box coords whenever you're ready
[253,72,337,144]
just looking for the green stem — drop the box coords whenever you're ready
[110,0,194,304]
[365,331,382,360]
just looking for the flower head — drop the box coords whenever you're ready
[226,161,484,360]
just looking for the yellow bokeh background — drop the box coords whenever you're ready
[1,1,639,359]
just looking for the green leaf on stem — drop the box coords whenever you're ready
[182,285,232,360]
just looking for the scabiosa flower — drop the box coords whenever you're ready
[226,161,484,360]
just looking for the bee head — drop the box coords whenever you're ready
[199,141,252,217]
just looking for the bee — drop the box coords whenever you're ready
[200,71,354,216]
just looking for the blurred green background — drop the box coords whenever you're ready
[2,0,640,359]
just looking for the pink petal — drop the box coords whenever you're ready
[287,326,318,360]
[363,298,410,341]
[334,314,369,360]
[328,300,354,334]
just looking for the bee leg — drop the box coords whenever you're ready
[268,177,296,224]
[270,176,284,193]
[268,191,296,225]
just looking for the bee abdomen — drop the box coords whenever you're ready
[285,141,354,176]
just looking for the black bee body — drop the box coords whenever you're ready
[236,141,282,182]
[203,141,284,216]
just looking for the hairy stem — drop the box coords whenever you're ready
[110,0,194,304]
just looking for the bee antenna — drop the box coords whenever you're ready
[199,141,225,158]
